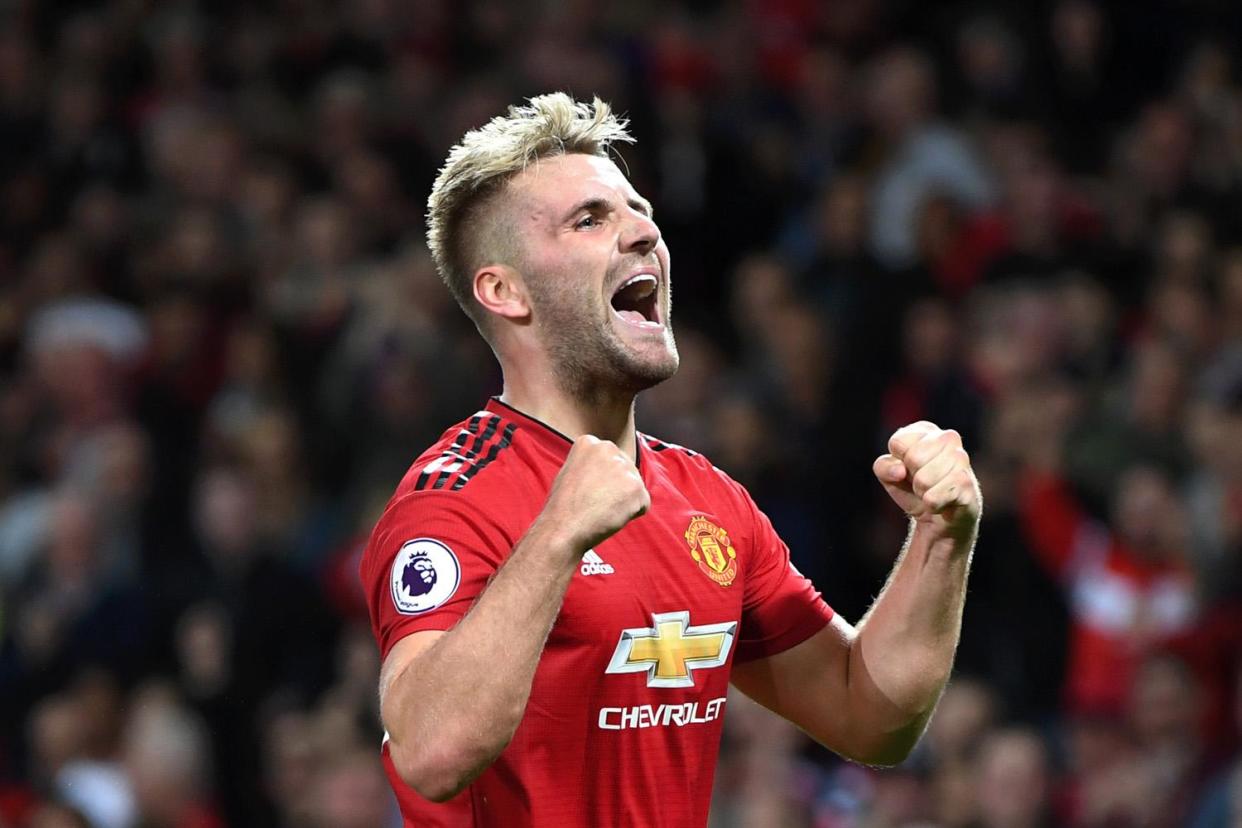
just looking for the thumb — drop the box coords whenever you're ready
[873,454,907,484]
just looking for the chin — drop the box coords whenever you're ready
[619,339,680,390]
[624,356,679,392]
[545,318,679,399]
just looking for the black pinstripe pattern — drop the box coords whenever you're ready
[451,422,517,491]
[413,414,488,491]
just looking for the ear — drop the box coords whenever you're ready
[473,264,530,322]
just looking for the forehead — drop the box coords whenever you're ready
[509,153,640,209]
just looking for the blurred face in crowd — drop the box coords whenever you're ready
[263,711,319,824]
[976,730,1050,828]
[193,468,258,561]
[28,696,86,783]
[729,255,793,343]
[497,153,678,399]
[817,174,868,255]
[904,298,958,376]
[926,678,997,760]
[863,48,935,138]
[1129,654,1201,746]
[47,493,100,583]
[1111,465,1186,559]
[315,752,392,828]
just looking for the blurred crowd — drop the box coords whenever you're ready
[2,0,1242,826]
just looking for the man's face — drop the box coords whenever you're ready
[504,154,678,398]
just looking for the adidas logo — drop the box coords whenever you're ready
[580,549,614,576]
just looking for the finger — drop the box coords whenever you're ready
[903,429,962,472]
[888,421,939,459]
[922,467,977,513]
[636,486,651,517]
[910,446,966,498]
[873,454,908,483]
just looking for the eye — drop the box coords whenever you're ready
[575,214,600,230]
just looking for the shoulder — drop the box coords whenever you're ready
[361,410,535,569]
[639,432,752,505]
[396,409,524,497]
[640,432,714,478]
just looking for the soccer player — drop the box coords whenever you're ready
[361,94,982,827]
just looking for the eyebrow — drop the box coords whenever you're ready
[562,195,655,223]
[629,196,654,217]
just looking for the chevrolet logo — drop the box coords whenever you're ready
[606,611,737,688]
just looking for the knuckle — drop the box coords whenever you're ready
[912,468,936,493]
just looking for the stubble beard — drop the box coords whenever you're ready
[529,278,679,406]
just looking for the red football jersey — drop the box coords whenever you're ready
[361,399,834,827]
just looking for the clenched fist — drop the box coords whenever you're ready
[541,435,650,556]
[874,422,981,542]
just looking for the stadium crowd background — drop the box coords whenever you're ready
[2,0,1242,826]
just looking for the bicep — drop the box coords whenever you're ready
[729,615,856,750]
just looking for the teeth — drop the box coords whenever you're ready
[618,273,657,293]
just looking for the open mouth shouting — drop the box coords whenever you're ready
[610,271,662,330]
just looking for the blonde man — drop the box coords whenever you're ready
[361,94,981,827]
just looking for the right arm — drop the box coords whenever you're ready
[379,436,649,802]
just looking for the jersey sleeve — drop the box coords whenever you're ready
[731,480,835,663]
[360,490,513,661]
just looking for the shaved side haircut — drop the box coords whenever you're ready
[425,93,634,333]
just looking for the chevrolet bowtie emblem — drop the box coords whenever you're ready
[606,611,737,688]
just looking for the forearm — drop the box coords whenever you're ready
[382,516,579,798]
[848,517,976,759]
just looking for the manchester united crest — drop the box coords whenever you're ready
[684,515,738,587]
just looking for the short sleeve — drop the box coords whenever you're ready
[360,490,512,660]
[732,482,834,663]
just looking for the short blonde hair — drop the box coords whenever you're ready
[426,93,634,326]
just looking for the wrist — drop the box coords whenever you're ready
[526,513,589,566]
[912,514,978,554]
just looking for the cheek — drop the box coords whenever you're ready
[532,262,605,310]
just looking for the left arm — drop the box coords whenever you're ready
[731,421,980,766]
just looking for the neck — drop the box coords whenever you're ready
[498,364,639,463]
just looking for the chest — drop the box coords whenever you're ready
[548,483,747,660]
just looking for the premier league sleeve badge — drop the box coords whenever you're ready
[390,538,462,614]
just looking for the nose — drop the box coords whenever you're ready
[619,208,660,256]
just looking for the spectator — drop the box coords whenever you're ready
[973,729,1054,828]
[0,3,1241,826]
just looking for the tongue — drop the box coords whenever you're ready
[616,309,647,324]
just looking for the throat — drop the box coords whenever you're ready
[497,385,639,462]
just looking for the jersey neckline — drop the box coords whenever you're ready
[485,397,646,472]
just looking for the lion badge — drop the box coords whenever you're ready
[390,539,461,614]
